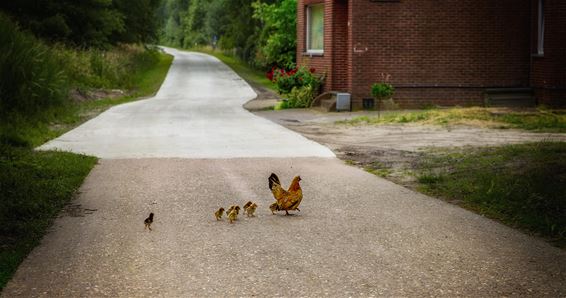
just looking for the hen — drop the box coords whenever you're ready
[268,173,302,215]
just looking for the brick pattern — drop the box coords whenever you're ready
[349,0,531,108]
[298,0,550,108]
[530,0,566,107]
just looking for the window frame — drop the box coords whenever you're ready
[306,4,324,55]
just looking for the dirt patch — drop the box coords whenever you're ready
[69,88,129,103]
[255,108,566,189]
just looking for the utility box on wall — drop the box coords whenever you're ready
[336,93,351,112]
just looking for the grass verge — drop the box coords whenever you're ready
[0,146,97,289]
[358,142,566,246]
[190,47,276,92]
[337,107,566,133]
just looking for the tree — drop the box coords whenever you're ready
[253,0,296,68]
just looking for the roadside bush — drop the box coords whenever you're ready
[285,85,315,108]
[0,13,69,117]
[270,66,321,94]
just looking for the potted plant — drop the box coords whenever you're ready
[371,74,395,118]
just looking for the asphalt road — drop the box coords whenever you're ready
[4,49,565,297]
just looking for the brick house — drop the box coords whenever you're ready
[297,0,565,109]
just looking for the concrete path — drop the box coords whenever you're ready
[38,48,334,159]
[4,49,565,297]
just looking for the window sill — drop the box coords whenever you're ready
[303,51,324,57]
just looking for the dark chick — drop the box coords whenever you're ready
[214,208,225,220]
[243,201,253,213]
[144,213,154,231]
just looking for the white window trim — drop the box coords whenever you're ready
[306,4,324,55]
[537,0,545,56]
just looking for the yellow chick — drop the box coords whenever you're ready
[228,209,238,223]
[246,203,257,217]
[226,205,235,215]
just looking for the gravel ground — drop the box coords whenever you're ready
[3,158,565,297]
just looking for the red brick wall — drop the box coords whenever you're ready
[530,0,566,107]
[349,0,531,108]
[298,0,534,108]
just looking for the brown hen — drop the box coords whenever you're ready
[268,173,302,215]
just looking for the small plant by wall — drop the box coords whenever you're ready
[371,74,396,117]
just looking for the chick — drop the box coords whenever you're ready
[144,213,154,231]
[234,206,241,215]
[243,201,253,213]
[214,208,225,220]
[246,203,257,217]
[226,205,235,215]
[228,209,238,223]
[269,202,278,215]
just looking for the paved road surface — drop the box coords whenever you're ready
[38,48,334,159]
[4,48,565,297]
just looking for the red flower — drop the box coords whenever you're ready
[309,67,316,73]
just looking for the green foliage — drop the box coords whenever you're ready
[0,145,97,290]
[0,0,162,48]
[252,0,296,68]
[285,85,315,108]
[0,14,69,118]
[53,44,161,90]
[158,0,296,69]
[371,82,395,100]
[416,142,566,242]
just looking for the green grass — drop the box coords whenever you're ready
[364,161,392,177]
[190,47,276,92]
[337,107,566,132]
[0,145,98,289]
[415,142,566,244]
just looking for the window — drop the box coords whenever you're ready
[306,4,324,54]
[537,0,545,55]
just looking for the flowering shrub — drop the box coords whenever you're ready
[267,66,321,95]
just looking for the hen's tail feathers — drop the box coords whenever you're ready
[268,173,280,190]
